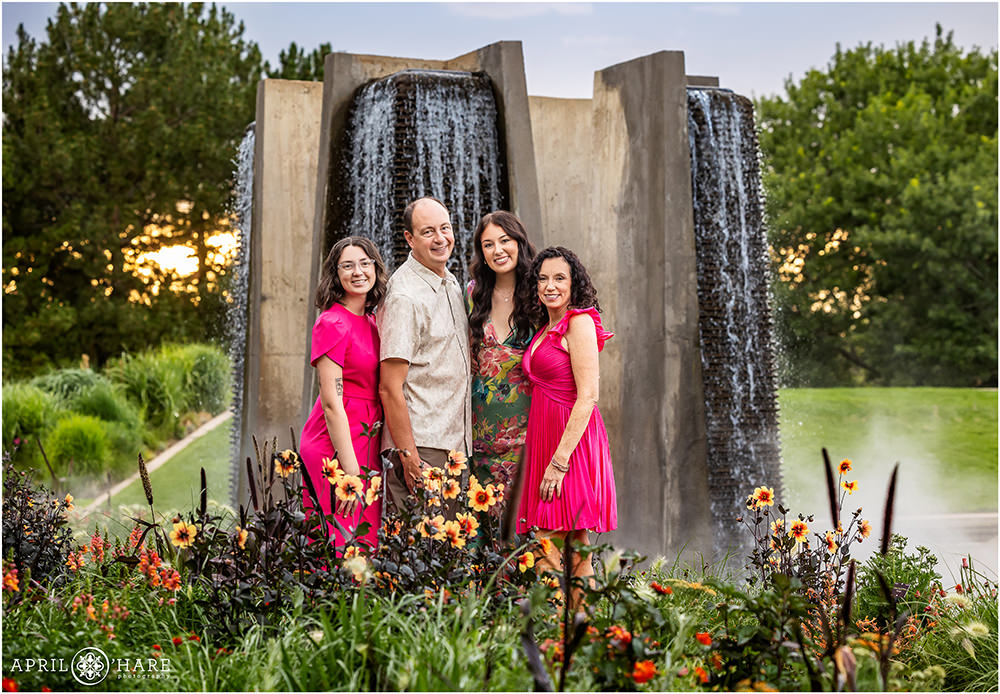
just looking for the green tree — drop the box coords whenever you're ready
[3,3,262,378]
[266,41,332,81]
[757,26,997,386]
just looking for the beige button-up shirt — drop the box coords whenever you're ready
[378,253,472,454]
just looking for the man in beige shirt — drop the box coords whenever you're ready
[378,196,472,515]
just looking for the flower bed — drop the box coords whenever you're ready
[2,446,996,691]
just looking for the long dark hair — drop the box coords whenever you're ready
[314,236,387,314]
[468,211,538,353]
[528,246,601,327]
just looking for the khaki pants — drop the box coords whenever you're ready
[384,447,465,520]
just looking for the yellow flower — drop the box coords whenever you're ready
[824,531,838,553]
[442,478,461,500]
[752,486,775,507]
[235,526,248,550]
[321,457,343,484]
[274,451,300,478]
[788,520,809,543]
[426,494,441,507]
[841,479,858,495]
[838,458,852,474]
[442,520,465,549]
[455,512,479,538]
[364,477,382,506]
[467,483,495,512]
[770,518,784,535]
[343,545,361,559]
[518,551,535,572]
[169,521,198,549]
[342,555,369,583]
[446,450,468,471]
[64,493,75,511]
[859,519,871,539]
[335,475,364,502]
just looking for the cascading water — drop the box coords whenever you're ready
[227,123,255,505]
[687,88,783,556]
[331,69,507,285]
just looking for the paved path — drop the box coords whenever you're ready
[81,411,233,516]
[893,511,998,578]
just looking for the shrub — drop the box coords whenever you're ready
[1,384,58,466]
[161,342,231,414]
[106,351,186,439]
[855,535,941,627]
[29,368,104,404]
[42,414,110,476]
[66,378,142,429]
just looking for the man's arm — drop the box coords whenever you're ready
[378,358,423,492]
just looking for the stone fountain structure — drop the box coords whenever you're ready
[231,42,782,561]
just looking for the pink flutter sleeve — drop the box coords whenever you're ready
[549,307,614,352]
[310,310,350,367]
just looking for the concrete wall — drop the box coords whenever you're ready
[235,79,324,504]
[527,58,714,561]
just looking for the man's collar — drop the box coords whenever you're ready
[404,252,457,291]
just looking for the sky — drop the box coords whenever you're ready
[2,2,998,100]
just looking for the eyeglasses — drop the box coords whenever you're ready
[337,259,375,272]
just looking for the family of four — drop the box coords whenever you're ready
[299,196,617,578]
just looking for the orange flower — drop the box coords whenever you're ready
[824,531,838,553]
[364,475,382,505]
[336,474,364,502]
[694,666,709,684]
[859,519,872,539]
[161,568,181,591]
[63,493,75,511]
[770,518,784,535]
[838,458,852,474]
[169,521,197,549]
[752,486,775,507]
[607,625,632,648]
[455,512,479,538]
[651,581,673,595]
[467,483,495,512]
[518,551,535,572]
[538,536,556,557]
[274,450,300,478]
[631,660,656,684]
[2,567,19,593]
[788,520,809,543]
[695,631,712,646]
[235,526,248,550]
[321,457,343,484]
[446,450,468,475]
[443,520,465,549]
[442,478,461,500]
[841,479,858,495]
[418,514,446,539]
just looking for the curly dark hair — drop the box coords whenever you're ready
[314,236,387,314]
[528,246,601,327]
[468,211,538,353]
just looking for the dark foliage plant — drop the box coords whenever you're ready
[1,458,74,601]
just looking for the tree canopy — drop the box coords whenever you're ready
[757,26,998,386]
[3,3,261,378]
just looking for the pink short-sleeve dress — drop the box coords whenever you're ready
[516,307,618,534]
[300,303,383,549]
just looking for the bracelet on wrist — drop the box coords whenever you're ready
[549,458,569,473]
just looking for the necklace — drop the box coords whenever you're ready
[493,288,513,303]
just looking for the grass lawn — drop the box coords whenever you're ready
[779,388,998,515]
[79,419,233,534]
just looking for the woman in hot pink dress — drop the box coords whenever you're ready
[300,236,387,550]
[517,246,617,591]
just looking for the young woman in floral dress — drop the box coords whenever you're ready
[465,211,538,523]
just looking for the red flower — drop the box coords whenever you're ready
[695,631,712,646]
[2,678,18,692]
[694,666,709,683]
[172,636,183,646]
[151,644,162,651]
[631,660,657,684]
[651,581,673,595]
[40,688,51,693]
[188,633,200,642]
[956,584,964,594]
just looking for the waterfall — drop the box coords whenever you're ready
[228,123,255,506]
[336,69,506,285]
[687,88,783,556]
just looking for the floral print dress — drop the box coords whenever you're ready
[466,284,532,516]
